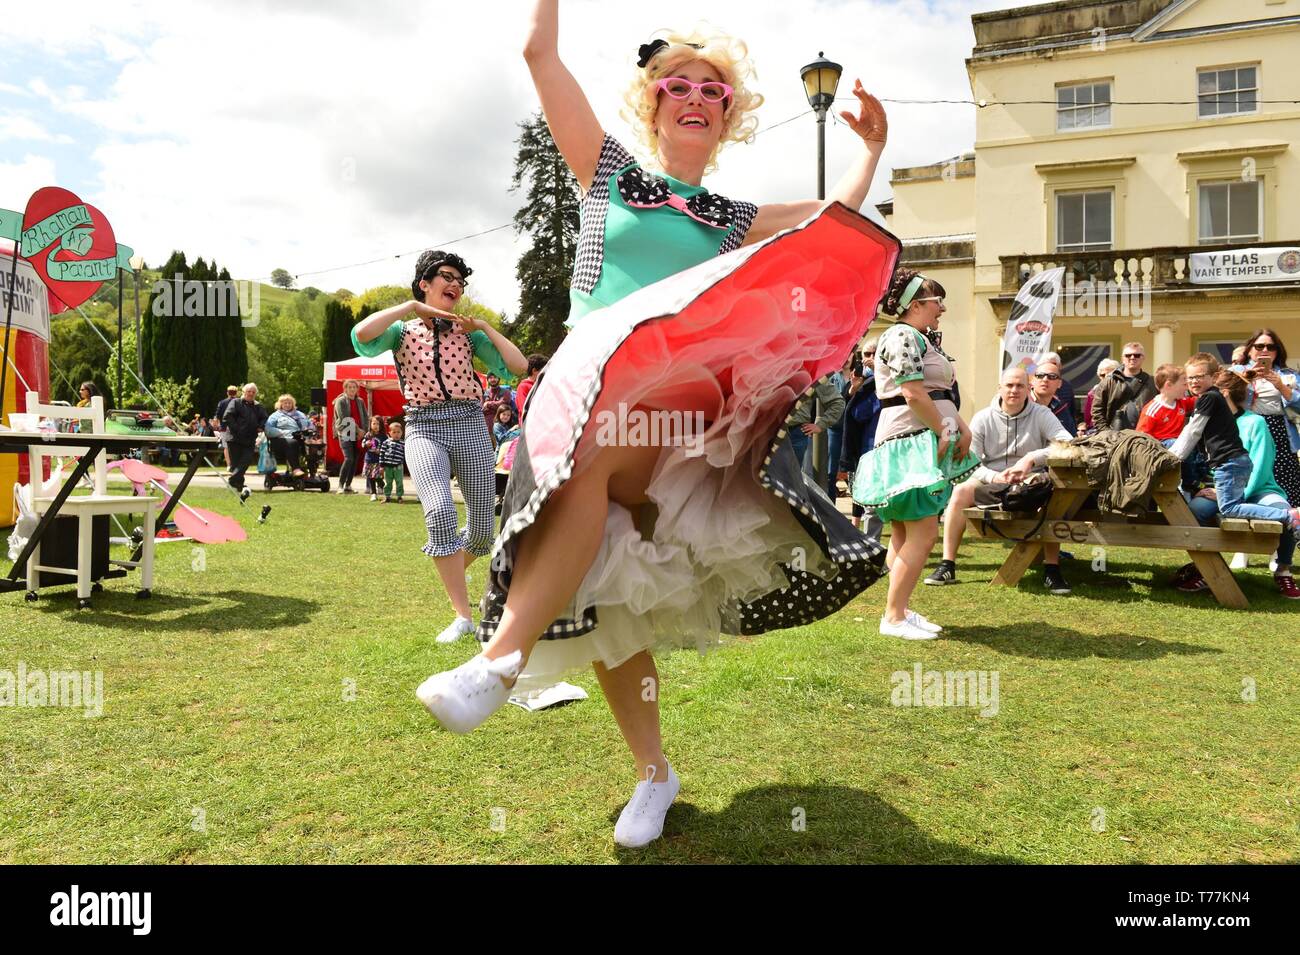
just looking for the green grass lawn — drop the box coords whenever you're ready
[1,488,1297,863]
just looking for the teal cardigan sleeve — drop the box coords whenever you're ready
[470,329,512,380]
[352,320,404,358]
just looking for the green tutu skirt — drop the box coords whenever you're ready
[851,430,980,523]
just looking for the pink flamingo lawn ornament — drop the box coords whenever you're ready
[109,459,246,544]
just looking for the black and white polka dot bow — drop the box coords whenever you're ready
[616,168,734,230]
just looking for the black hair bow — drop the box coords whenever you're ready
[637,39,668,68]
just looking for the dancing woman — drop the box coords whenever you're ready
[352,251,527,642]
[417,0,899,848]
[851,269,978,639]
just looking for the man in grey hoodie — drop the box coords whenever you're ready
[924,367,1074,594]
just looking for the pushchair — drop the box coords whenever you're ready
[263,429,331,492]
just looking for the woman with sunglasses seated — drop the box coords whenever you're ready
[414,0,897,849]
[1233,328,1300,507]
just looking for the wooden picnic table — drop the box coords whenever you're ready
[963,454,1284,609]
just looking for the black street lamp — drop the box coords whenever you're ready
[800,52,842,488]
[800,52,843,200]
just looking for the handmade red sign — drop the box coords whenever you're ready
[0,186,134,314]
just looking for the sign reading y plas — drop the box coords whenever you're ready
[1189,247,1300,285]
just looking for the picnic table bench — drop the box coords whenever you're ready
[963,454,1283,609]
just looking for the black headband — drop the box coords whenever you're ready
[637,38,703,68]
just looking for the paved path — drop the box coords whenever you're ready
[108,472,860,515]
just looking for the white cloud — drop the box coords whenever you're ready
[0,113,74,143]
[8,0,1000,315]
[0,155,59,208]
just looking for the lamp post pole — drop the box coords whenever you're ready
[129,255,144,387]
[800,52,843,491]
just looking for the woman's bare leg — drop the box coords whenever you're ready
[481,442,663,663]
[593,651,667,781]
[884,516,936,624]
[885,520,905,573]
[433,551,473,619]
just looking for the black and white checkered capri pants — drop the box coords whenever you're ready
[403,399,497,558]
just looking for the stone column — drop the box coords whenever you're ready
[1151,322,1179,366]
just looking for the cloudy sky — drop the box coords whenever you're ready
[1,0,1008,316]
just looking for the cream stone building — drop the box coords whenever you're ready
[878,0,1300,417]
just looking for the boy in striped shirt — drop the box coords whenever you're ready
[380,420,406,503]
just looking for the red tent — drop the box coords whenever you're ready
[321,356,403,474]
[322,354,494,473]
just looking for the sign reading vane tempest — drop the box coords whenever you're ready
[1189,247,1300,285]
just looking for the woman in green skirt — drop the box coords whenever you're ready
[852,268,978,639]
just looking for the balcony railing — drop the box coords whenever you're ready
[998,239,1300,294]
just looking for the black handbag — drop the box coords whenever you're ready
[972,476,1054,542]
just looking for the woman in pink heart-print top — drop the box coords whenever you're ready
[353,251,527,642]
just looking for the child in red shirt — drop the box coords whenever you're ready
[1137,363,1196,440]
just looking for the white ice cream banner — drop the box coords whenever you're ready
[1001,267,1064,375]
[1189,247,1300,285]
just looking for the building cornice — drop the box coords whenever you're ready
[1034,156,1136,175]
[1176,143,1289,163]
[973,109,1300,152]
[968,4,1299,66]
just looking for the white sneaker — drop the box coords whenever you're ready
[370,494,378,502]
[1229,552,1248,570]
[880,615,939,641]
[614,763,680,848]
[415,650,522,734]
[436,615,475,644]
[905,609,942,633]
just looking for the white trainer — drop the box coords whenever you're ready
[436,615,475,644]
[905,609,942,633]
[880,615,939,641]
[1229,552,1248,570]
[614,763,680,848]
[415,650,522,734]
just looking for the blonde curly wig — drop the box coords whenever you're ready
[621,28,763,175]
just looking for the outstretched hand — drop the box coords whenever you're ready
[839,79,887,147]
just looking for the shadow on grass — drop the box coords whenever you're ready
[615,785,1020,864]
[25,588,319,633]
[949,554,1288,613]
[1033,560,1288,612]
[946,624,1218,660]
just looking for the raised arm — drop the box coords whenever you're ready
[743,79,887,246]
[523,0,605,189]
